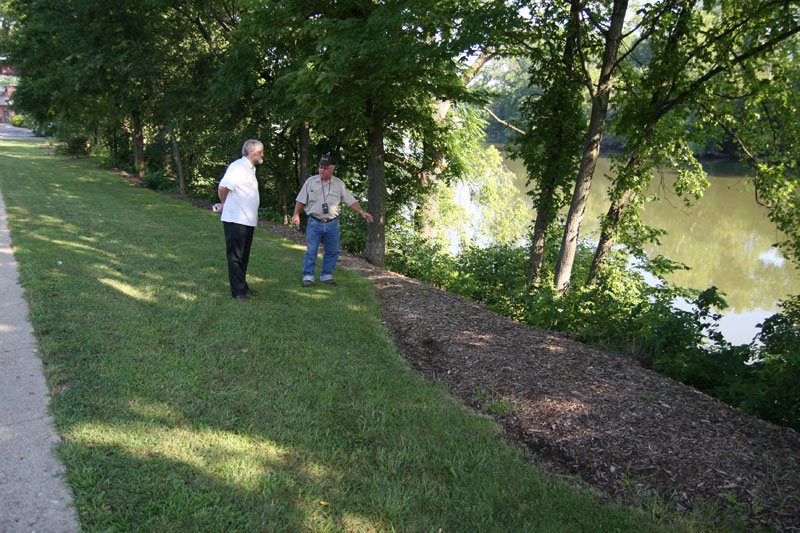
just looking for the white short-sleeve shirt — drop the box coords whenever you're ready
[219,157,259,227]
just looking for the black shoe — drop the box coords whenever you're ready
[233,294,249,301]
[302,280,314,288]
[321,279,337,286]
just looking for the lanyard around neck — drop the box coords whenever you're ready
[321,177,331,203]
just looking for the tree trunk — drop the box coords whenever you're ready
[364,102,386,267]
[416,170,440,240]
[298,121,311,188]
[586,1,696,285]
[417,99,450,239]
[131,111,146,179]
[279,171,288,224]
[553,0,628,293]
[131,111,145,179]
[586,188,633,285]
[170,131,186,196]
[527,183,556,284]
[527,3,581,284]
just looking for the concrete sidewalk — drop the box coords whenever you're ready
[1,136,79,530]
[0,123,45,140]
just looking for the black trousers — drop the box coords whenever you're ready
[223,222,254,297]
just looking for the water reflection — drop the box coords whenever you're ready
[502,155,800,345]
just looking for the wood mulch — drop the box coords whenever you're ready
[257,219,800,532]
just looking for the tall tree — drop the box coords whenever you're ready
[552,0,629,293]
[7,0,191,177]
[510,0,586,284]
[275,1,477,266]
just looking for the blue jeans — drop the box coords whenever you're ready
[303,217,340,281]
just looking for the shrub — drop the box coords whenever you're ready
[386,227,457,289]
[54,126,91,157]
[141,170,177,191]
[338,209,367,255]
[450,243,529,319]
[257,207,285,224]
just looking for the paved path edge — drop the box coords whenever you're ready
[0,182,80,530]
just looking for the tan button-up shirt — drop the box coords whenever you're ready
[296,175,356,220]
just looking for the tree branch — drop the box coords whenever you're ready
[483,106,525,135]
[700,102,770,207]
[659,22,800,119]
[574,2,598,99]
[462,48,497,84]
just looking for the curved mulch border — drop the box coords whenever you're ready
[257,219,800,532]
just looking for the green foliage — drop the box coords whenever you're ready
[54,127,90,158]
[465,145,529,246]
[338,208,368,256]
[469,56,536,143]
[141,170,177,192]
[256,206,284,224]
[449,243,530,319]
[653,305,800,432]
[386,227,457,290]
[9,114,25,127]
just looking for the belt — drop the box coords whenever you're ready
[311,215,337,223]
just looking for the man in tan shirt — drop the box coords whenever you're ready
[292,154,373,287]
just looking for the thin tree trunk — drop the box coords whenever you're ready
[279,171,288,224]
[364,102,386,267]
[527,2,581,283]
[527,183,556,284]
[417,99,450,239]
[587,187,634,285]
[170,131,186,196]
[553,0,628,293]
[131,111,146,179]
[586,1,696,285]
[298,121,311,188]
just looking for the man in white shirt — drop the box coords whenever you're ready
[215,139,264,301]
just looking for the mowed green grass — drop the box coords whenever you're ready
[0,139,722,531]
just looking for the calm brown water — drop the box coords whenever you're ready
[502,155,800,345]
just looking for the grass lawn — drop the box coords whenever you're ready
[0,139,736,531]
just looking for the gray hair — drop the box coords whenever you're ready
[242,139,263,157]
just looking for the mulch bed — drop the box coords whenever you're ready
[258,219,800,532]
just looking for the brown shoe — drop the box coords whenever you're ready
[321,279,337,286]
[233,294,249,301]
[302,280,314,288]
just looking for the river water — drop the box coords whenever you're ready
[498,154,800,345]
